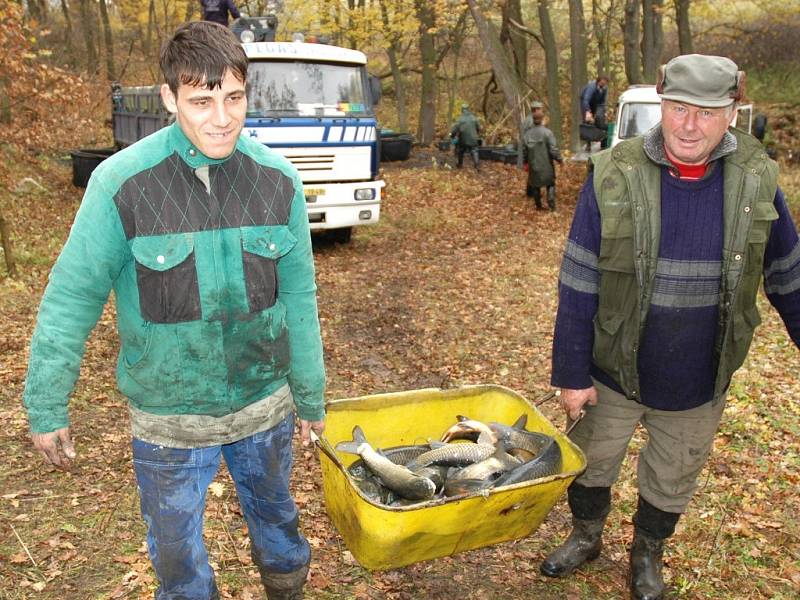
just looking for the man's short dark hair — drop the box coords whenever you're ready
[160,21,248,95]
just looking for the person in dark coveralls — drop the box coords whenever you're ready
[522,101,563,210]
[200,0,240,26]
[450,103,481,170]
[23,22,324,600]
[542,54,800,599]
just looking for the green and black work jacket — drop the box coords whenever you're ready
[24,124,325,437]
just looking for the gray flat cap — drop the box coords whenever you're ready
[657,54,743,108]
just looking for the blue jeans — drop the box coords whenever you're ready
[132,414,310,599]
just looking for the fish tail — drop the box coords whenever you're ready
[334,441,360,455]
[352,425,367,444]
[334,425,368,455]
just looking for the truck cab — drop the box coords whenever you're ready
[610,85,753,148]
[242,41,384,242]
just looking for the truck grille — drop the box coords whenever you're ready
[284,153,335,173]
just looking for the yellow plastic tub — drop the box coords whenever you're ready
[317,384,586,571]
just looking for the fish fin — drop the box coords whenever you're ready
[511,413,529,431]
[352,425,367,444]
[455,415,470,422]
[334,441,360,455]
[477,431,496,446]
[429,440,447,449]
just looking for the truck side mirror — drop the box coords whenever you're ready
[368,75,382,105]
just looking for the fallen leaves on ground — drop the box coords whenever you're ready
[1,144,799,599]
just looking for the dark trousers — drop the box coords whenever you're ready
[456,144,479,169]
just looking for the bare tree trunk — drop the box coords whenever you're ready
[0,208,18,279]
[568,0,589,153]
[623,0,642,84]
[591,0,618,76]
[538,0,563,147]
[144,0,156,61]
[675,0,693,55]
[60,0,75,62]
[0,76,10,124]
[642,0,664,83]
[500,0,527,84]
[78,0,98,74]
[378,0,408,131]
[466,0,524,157]
[414,0,437,145]
[184,0,196,22]
[98,0,115,81]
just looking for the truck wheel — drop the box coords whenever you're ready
[329,227,352,244]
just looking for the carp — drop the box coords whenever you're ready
[336,426,436,501]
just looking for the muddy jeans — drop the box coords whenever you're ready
[570,379,727,513]
[132,413,309,599]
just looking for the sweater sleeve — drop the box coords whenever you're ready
[277,173,326,421]
[23,173,129,433]
[550,174,601,389]
[763,186,800,348]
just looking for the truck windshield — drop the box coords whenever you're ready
[246,61,370,117]
[618,102,661,139]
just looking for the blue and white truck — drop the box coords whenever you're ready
[110,17,384,243]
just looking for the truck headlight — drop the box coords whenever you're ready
[354,188,375,200]
[240,29,256,43]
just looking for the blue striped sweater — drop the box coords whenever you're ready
[551,156,800,410]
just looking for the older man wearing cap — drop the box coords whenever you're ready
[522,101,563,210]
[542,54,800,599]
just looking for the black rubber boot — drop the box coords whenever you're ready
[547,186,557,211]
[629,497,680,600]
[630,530,665,600]
[259,563,309,600]
[540,483,611,578]
[540,515,607,577]
[531,188,544,209]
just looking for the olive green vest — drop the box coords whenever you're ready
[590,129,778,401]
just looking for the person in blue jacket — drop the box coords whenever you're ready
[580,74,610,148]
[24,21,323,600]
[200,0,240,27]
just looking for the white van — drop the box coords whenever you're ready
[609,85,753,148]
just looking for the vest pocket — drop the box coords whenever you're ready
[599,216,635,273]
[132,234,201,324]
[592,310,627,367]
[744,201,779,275]
[241,227,298,312]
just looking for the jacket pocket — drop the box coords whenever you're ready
[599,215,635,274]
[241,227,298,313]
[744,201,779,275]
[592,310,627,373]
[131,234,201,323]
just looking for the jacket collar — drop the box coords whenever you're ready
[167,122,240,169]
[642,125,738,170]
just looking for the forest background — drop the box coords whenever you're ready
[1,1,800,599]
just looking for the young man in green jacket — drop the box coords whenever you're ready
[23,21,324,600]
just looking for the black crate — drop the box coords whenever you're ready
[70,148,116,188]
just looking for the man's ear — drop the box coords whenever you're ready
[161,84,178,114]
